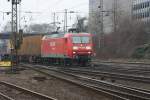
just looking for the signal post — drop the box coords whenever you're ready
[7,0,22,68]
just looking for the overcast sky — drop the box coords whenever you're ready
[0,0,89,31]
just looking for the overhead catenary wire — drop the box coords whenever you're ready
[2,0,89,32]
[52,1,89,32]
[67,2,89,10]
[49,0,65,10]
[54,0,65,5]
[54,1,88,13]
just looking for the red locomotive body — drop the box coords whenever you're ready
[18,33,93,65]
[41,35,67,58]
[41,33,93,64]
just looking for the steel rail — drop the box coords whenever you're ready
[52,69,150,100]
[91,63,150,76]
[22,64,150,100]
[21,63,128,100]
[61,68,150,83]
[0,81,57,100]
[93,60,150,66]
[0,92,14,100]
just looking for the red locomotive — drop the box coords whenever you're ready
[18,32,94,65]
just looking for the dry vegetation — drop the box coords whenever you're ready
[101,17,149,58]
[89,10,150,59]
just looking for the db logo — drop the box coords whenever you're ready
[49,42,56,47]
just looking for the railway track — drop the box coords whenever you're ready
[21,63,150,100]
[91,61,150,76]
[0,92,14,100]
[93,60,150,65]
[60,68,150,83]
[0,81,57,100]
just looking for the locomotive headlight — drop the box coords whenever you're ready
[73,46,78,50]
[73,52,76,54]
[86,46,92,50]
[88,52,92,54]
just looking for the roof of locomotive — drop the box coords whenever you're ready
[42,33,64,40]
[65,33,91,37]
[42,33,91,40]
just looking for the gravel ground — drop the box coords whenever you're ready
[0,67,111,100]
[0,84,42,100]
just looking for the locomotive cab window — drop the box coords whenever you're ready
[72,36,90,43]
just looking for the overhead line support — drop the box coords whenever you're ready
[8,0,22,67]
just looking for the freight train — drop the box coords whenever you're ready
[18,32,94,65]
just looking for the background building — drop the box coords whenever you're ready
[89,0,132,34]
[132,0,150,22]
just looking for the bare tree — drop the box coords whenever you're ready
[88,1,149,58]
[72,16,88,33]
[26,24,54,33]
[77,17,88,32]
[2,21,11,32]
[88,11,101,54]
[103,13,149,58]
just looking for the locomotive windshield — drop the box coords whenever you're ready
[72,36,90,43]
